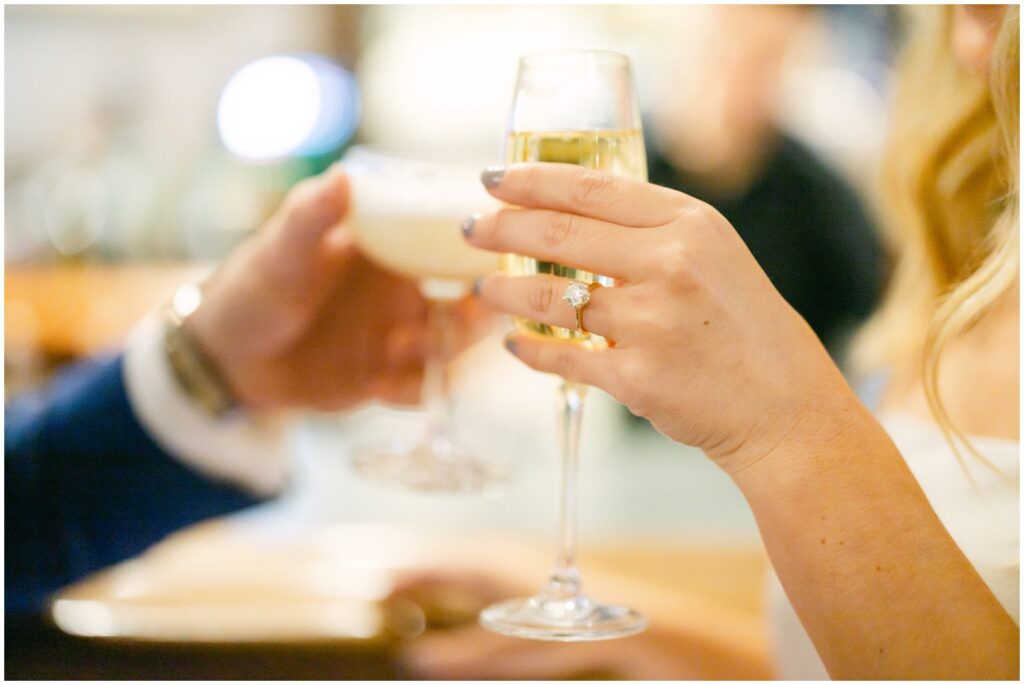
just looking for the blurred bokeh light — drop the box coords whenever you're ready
[217,55,359,162]
[218,55,326,161]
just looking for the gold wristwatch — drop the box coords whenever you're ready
[163,283,238,417]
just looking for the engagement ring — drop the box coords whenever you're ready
[562,281,601,335]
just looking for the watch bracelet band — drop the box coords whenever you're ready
[163,309,239,417]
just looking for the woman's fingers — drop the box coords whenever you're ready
[503,332,617,389]
[466,207,649,281]
[479,274,627,342]
[483,162,690,228]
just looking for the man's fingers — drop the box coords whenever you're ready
[385,324,428,369]
[274,163,351,256]
[372,369,424,407]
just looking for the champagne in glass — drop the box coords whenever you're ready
[346,147,506,493]
[480,50,648,640]
[503,128,647,339]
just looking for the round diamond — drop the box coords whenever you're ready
[562,282,591,309]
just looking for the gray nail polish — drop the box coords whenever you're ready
[461,212,480,239]
[481,165,506,188]
[503,336,519,355]
[472,277,483,297]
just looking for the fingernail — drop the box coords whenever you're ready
[461,212,480,239]
[472,277,483,297]
[481,165,506,188]
[503,336,519,355]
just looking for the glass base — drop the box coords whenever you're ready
[352,438,506,494]
[479,594,647,641]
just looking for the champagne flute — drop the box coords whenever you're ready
[345,147,506,493]
[479,50,648,640]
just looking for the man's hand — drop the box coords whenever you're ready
[185,165,438,412]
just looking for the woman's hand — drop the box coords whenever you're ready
[467,162,859,476]
[186,165,484,412]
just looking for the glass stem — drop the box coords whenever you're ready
[421,296,457,455]
[545,380,587,600]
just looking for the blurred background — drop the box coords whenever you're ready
[6,4,900,679]
[5,3,894,382]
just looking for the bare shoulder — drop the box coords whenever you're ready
[883,285,1019,441]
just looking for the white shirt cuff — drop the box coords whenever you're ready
[122,312,290,497]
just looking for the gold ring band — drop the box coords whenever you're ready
[575,282,602,335]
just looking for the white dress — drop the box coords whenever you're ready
[766,410,1020,680]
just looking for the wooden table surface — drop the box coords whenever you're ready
[8,517,771,680]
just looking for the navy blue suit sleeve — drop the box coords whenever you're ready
[5,353,262,614]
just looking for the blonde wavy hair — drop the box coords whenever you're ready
[853,6,1019,473]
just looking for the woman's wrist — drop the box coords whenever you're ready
[724,384,877,497]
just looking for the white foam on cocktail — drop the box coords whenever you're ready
[346,148,502,283]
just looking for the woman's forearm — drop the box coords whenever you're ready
[457,162,1018,677]
[732,396,1019,679]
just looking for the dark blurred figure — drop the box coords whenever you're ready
[649,135,884,357]
[645,5,886,359]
